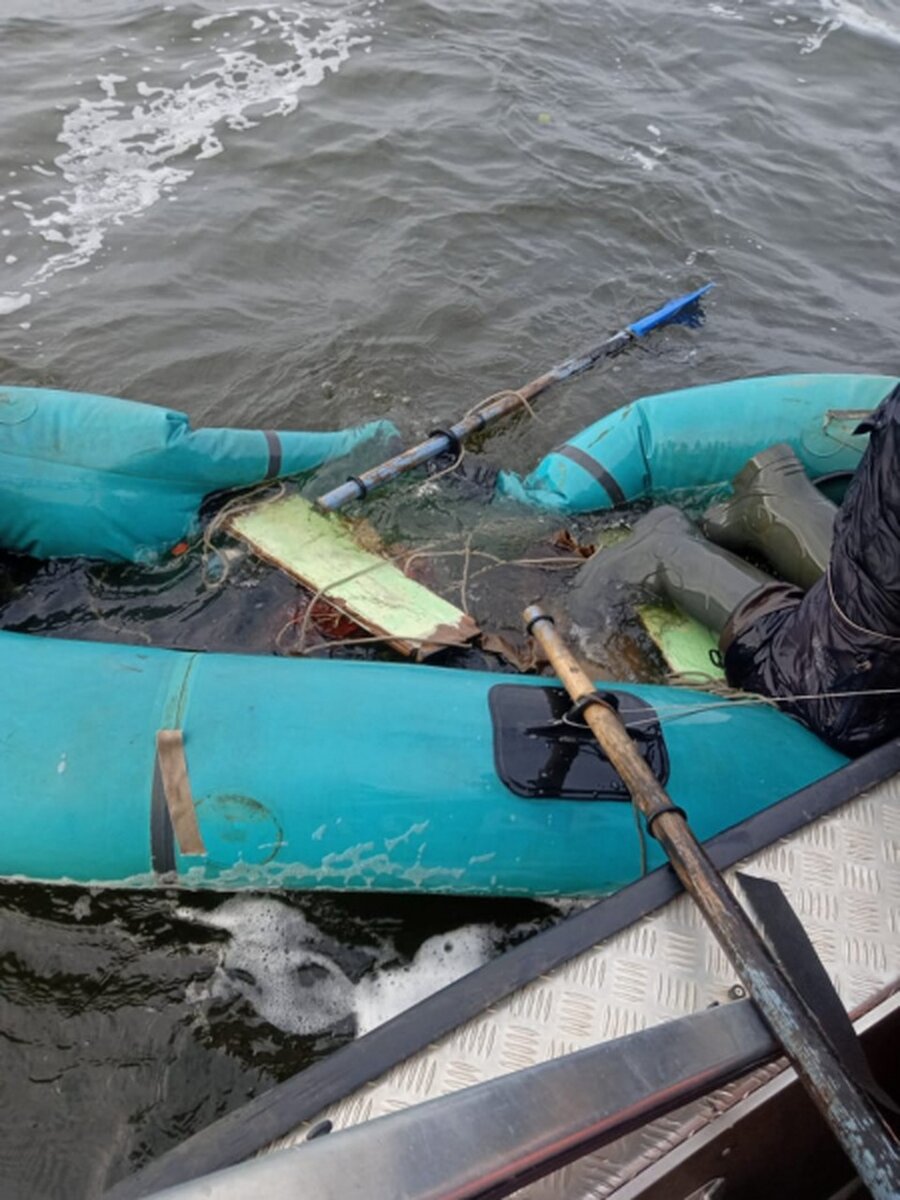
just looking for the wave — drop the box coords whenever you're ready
[1,3,378,316]
[804,0,900,52]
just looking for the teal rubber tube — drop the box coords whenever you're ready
[0,629,846,897]
[0,386,399,561]
[496,373,900,511]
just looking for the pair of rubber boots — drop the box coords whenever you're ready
[568,443,837,636]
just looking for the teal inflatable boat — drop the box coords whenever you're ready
[497,373,899,511]
[0,385,398,562]
[2,374,896,562]
[0,628,845,896]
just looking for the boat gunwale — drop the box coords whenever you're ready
[102,736,900,1199]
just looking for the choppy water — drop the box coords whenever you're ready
[1,1,898,1196]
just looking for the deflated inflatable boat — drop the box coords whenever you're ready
[0,385,398,561]
[497,372,899,511]
[2,374,896,561]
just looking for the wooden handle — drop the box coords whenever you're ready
[524,605,681,833]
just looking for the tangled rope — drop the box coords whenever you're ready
[423,388,540,486]
[200,480,287,588]
[274,534,585,654]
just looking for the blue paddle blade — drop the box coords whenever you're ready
[627,282,714,337]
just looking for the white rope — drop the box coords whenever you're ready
[615,684,900,731]
[201,480,286,588]
[291,539,441,654]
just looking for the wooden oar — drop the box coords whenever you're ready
[316,284,713,512]
[522,605,900,1200]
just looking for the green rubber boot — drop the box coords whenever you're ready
[701,443,836,590]
[568,505,770,635]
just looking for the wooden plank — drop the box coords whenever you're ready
[638,603,725,680]
[229,495,479,659]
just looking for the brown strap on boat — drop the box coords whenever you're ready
[155,730,206,856]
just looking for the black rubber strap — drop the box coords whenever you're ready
[104,737,900,1200]
[149,755,176,877]
[561,691,665,748]
[263,430,282,479]
[344,474,369,499]
[567,692,618,723]
[525,610,553,637]
[555,444,627,507]
[645,804,688,839]
[428,427,464,457]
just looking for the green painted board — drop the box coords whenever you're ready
[638,603,725,681]
[230,495,479,658]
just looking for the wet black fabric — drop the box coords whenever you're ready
[724,382,900,757]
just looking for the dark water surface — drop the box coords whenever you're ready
[2,1,898,1195]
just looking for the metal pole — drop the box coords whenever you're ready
[523,605,900,1198]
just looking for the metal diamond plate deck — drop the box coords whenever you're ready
[270,775,900,1197]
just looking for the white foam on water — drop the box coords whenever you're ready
[183,896,500,1040]
[627,122,668,173]
[627,147,665,172]
[0,3,377,315]
[0,293,31,315]
[184,896,357,1036]
[708,3,745,20]
[355,927,498,1036]
[802,0,900,51]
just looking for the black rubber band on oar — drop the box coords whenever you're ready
[428,427,463,457]
[344,475,369,500]
[645,804,688,840]
[567,692,619,723]
[525,610,553,637]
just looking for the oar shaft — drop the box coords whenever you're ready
[523,606,900,1200]
[315,285,713,512]
[316,370,558,513]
